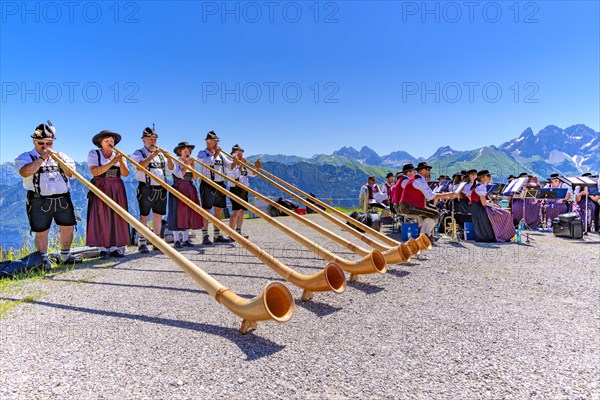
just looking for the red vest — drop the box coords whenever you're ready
[400,176,426,209]
[384,182,393,201]
[469,182,482,204]
[392,176,407,205]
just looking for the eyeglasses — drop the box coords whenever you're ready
[36,141,53,146]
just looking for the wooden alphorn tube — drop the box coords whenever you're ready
[114,147,345,301]
[248,162,400,246]
[219,150,417,263]
[49,152,294,334]
[163,151,386,282]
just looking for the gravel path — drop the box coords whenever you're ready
[1,214,599,399]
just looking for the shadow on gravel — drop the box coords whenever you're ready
[46,277,210,295]
[398,262,419,267]
[24,299,286,361]
[388,269,410,278]
[446,242,467,249]
[295,299,342,317]
[348,281,385,295]
[209,272,287,282]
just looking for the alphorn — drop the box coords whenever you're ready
[220,150,432,257]
[113,147,346,301]
[162,150,387,283]
[49,152,294,334]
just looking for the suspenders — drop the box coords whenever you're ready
[29,154,68,195]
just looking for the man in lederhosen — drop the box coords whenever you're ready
[197,131,234,244]
[130,126,174,253]
[15,121,82,270]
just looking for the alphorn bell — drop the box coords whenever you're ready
[48,152,294,334]
[113,147,346,301]
[219,150,420,263]
[163,150,387,283]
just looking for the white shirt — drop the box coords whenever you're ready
[472,182,488,197]
[462,183,473,196]
[227,164,255,188]
[130,147,166,186]
[15,149,75,196]
[543,182,569,189]
[410,174,436,201]
[87,149,123,168]
[197,148,232,183]
[167,159,195,180]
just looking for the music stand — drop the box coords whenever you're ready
[433,180,451,194]
[536,188,568,230]
[454,182,468,194]
[503,177,527,196]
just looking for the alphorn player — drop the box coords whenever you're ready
[226,144,261,239]
[196,130,234,244]
[15,121,82,270]
[167,142,202,248]
[86,130,130,259]
[399,162,456,241]
[130,126,174,253]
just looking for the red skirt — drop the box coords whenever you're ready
[168,180,203,230]
[86,177,130,248]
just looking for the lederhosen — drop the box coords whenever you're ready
[86,150,130,248]
[230,166,249,211]
[26,154,76,233]
[136,149,167,216]
[200,150,227,209]
[168,170,202,230]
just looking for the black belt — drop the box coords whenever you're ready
[28,190,69,199]
[138,182,162,188]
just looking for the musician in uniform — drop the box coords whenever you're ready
[391,164,416,215]
[167,142,202,248]
[15,121,81,270]
[86,130,130,259]
[469,170,515,242]
[380,172,395,207]
[227,144,261,239]
[399,162,456,240]
[572,173,598,230]
[359,176,386,213]
[197,131,234,244]
[533,173,570,222]
[130,126,174,253]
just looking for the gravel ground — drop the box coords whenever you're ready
[1,214,599,399]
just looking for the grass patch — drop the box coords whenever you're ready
[0,293,44,318]
[333,206,362,213]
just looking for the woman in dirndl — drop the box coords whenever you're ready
[86,130,130,259]
[167,142,203,248]
[469,170,516,243]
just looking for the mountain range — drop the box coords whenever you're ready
[1,123,597,250]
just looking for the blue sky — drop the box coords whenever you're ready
[1,0,599,162]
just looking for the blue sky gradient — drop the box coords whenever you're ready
[1,0,598,162]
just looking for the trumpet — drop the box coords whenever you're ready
[219,149,429,260]
[443,214,459,242]
[49,152,294,334]
[113,147,347,301]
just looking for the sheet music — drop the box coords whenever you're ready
[503,177,527,195]
[454,182,467,194]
